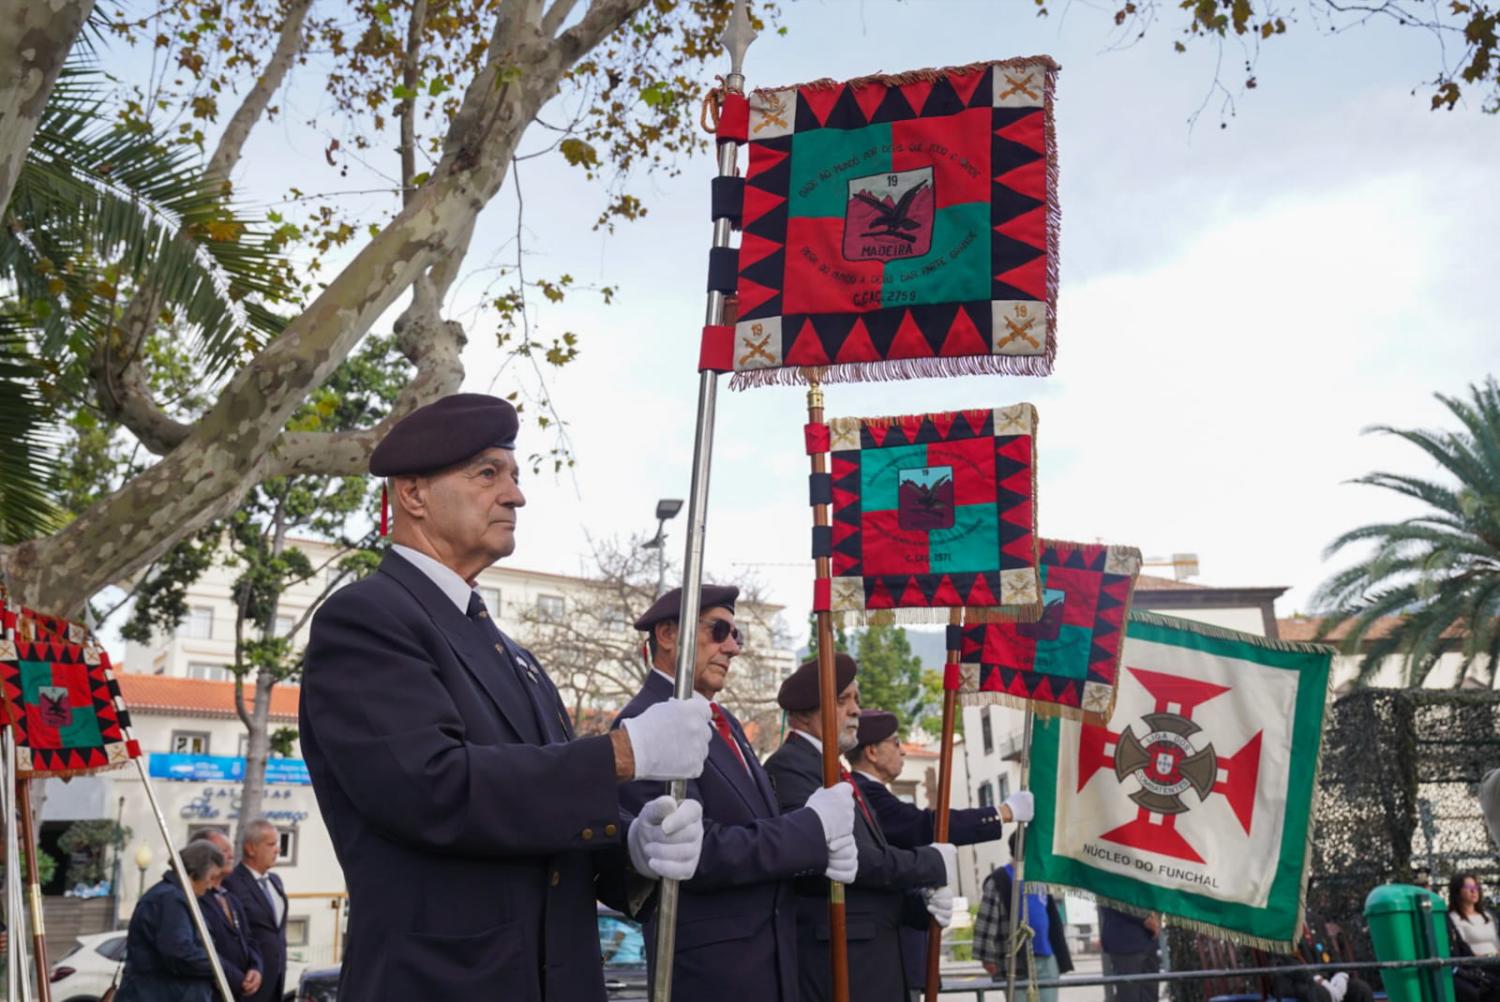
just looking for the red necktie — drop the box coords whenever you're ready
[710,703,750,773]
[840,767,877,828]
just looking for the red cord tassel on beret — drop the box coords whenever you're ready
[380,485,389,537]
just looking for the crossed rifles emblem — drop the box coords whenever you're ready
[739,323,776,365]
[998,71,1040,102]
[752,92,790,134]
[996,304,1041,351]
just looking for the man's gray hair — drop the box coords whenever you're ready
[178,841,225,881]
[241,817,278,849]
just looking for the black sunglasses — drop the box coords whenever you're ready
[700,619,744,645]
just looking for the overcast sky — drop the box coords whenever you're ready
[106,2,1499,650]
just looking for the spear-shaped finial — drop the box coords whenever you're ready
[720,0,757,83]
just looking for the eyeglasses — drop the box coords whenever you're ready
[700,618,743,646]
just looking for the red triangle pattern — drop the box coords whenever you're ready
[889,310,933,359]
[746,143,789,180]
[996,111,1046,153]
[800,85,843,127]
[949,68,986,107]
[741,186,787,229]
[738,231,780,271]
[966,576,999,607]
[995,205,1047,251]
[735,277,780,321]
[865,423,891,448]
[899,79,935,115]
[851,83,886,123]
[940,307,989,356]
[898,579,928,609]
[994,160,1047,201]
[784,319,829,366]
[866,580,895,609]
[832,520,859,546]
[929,411,958,441]
[994,256,1048,300]
[931,577,964,607]
[835,318,880,364]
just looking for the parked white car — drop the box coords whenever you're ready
[49,930,126,1002]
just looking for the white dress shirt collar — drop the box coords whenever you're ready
[791,728,823,755]
[854,768,885,786]
[390,544,474,614]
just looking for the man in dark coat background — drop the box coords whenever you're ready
[302,394,712,1002]
[190,830,262,1000]
[845,709,1033,993]
[615,585,856,1002]
[220,821,283,1002]
[763,656,955,1002]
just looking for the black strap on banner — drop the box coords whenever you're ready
[711,176,744,226]
[808,472,832,506]
[707,246,738,293]
[812,525,832,559]
[946,624,964,651]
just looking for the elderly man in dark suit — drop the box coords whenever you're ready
[764,656,955,1002]
[189,830,262,999]
[302,393,712,1002]
[845,709,1033,993]
[219,821,283,1002]
[615,586,856,1002]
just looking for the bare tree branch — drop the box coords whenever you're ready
[542,0,584,38]
[0,0,94,214]
[558,0,651,62]
[398,0,429,201]
[207,0,315,184]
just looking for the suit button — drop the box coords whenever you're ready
[550,870,560,887]
[494,643,504,654]
[604,823,618,837]
[581,828,594,841]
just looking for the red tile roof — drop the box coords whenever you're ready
[116,673,300,722]
[1277,616,1470,643]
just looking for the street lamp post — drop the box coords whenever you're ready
[642,499,684,598]
[133,843,153,901]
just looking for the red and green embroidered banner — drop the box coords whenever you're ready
[731,57,1058,387]
[821,404,1040,624]
[959,540,1142,720]
[0,599,142,778]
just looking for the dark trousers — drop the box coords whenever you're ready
[1103,949,1160,1002]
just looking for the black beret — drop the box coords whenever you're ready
[777,653,858,712]
[369,394,519,476]
[855,710,899,749]
[634,585,740,633]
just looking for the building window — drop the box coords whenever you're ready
[977,781,994,809]
[997,774,1010,803]
[187,662,232,682]
[182,606,214,640]
[276,827,298,865]
[272,613,295,637]
[477,587,501,619]
[285,916,310,948]
[536,594,565,622]
[171,731,211,755]
[602,606,629,630]
[981,712,994,755]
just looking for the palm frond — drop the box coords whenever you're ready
[0,316,61,542]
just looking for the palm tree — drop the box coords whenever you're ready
[1314,377,1500,687]
[0,61,290,542]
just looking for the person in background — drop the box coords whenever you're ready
[1448,873,1500,1002]
[973,830,1073,1002]
[1098,905,1160,1002]
[116,842,223,1002]
[190,831,262,999]
[220,820,286,1002]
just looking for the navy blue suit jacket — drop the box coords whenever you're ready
[763,734,946,1002]
[116,875,215,1002]
[851,771,1007,990]
[200,886,261,997]
[220,865,281,1002]
[302,550,645,1002]
[614,672,826,1002]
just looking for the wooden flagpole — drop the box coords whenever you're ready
[923,607,965,1002]
[805,375,850,1002]
[1005,707,1036,1001]
[649,4,755,1001]
[2,726,27,1002]
[13,781,47,1002]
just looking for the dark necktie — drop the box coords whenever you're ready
[710,703,750,773]
[465,591,558,740]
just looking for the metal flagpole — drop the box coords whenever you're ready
[1005,707,1036,1002]
[923,608,965,1002]
[650,3,755,1001]
[130,758,236,1002]
[3,727,24,1002]
[14,780,48,1002]
[805,378,850,1002]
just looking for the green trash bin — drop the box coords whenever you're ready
[1364,884,1455,1002]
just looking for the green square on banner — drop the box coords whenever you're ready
[927,503,1000,574]
[20,660,104,751]
[789,122,893,220]
[881,201,993,305]
[1036,624,1095,680]
[860,442,929,513]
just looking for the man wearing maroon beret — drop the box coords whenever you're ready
[763,656,956,1002]
[613,585,856,1002]
[301,393,713,1002]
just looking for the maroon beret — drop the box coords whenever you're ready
[634,585,740,633]
[778,653,858,712]
[369,394,519,476]
[855,710,899,749]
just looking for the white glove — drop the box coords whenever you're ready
[805,783,856,842]
[930,841,958,887]
[924,885,955,927]
[1003,790,1034,824]
[825,833,858,883]
[1316,973,1349,1002]
[620,698,712,781]
[627,796,704,881]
